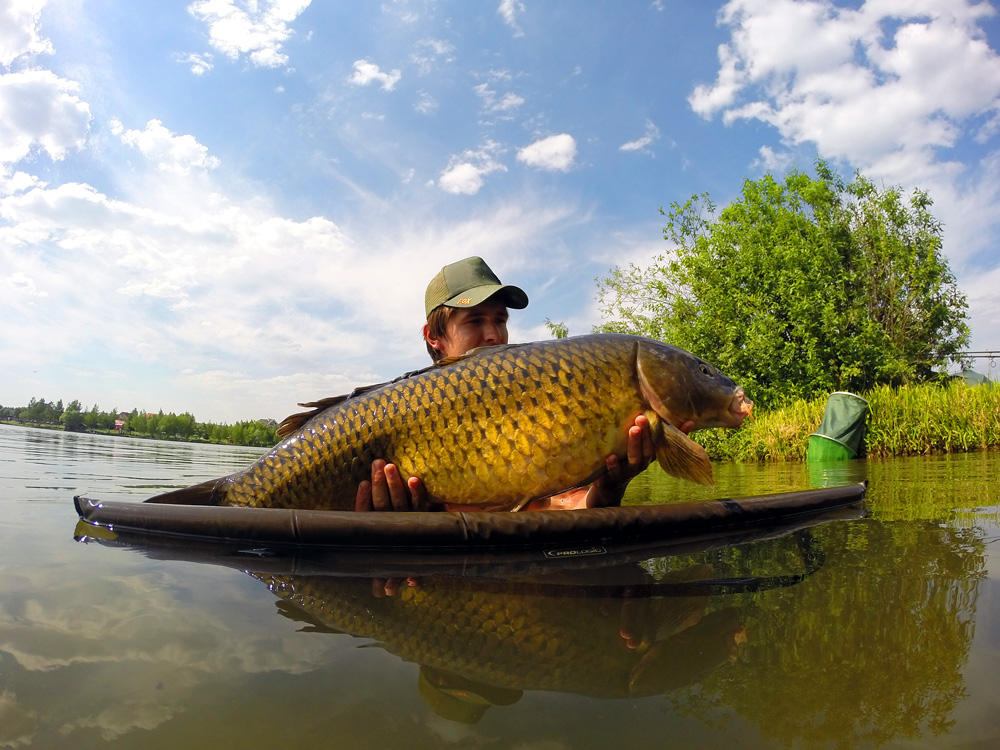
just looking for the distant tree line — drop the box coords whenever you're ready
[0,397,278,447]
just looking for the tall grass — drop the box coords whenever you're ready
[698,381,1000,462]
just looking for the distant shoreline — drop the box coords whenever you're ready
[0,420,270,448]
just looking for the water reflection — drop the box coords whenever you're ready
[255,566,740,724]
[683,517,986,747]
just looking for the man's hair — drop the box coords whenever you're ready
[425,305,453,362]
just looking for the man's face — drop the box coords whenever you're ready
[432,298,510,358]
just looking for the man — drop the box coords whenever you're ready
[355,256,671,513]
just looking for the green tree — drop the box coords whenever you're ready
[544,318,569,339]
[60,401,86,431]
[596,163,970,409]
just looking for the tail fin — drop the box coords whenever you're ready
[143,476,228,505]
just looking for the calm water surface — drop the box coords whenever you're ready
[1,424,998,749]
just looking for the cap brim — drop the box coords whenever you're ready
[444,284,528,310]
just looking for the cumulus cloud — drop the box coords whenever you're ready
[438,141,507,195]
[750,145,794,173]
[517,133,577,172]
[619,120,660,152]
[0,168,44,196]
[111,119,221,174]
[689,0,1000,182]
[0,69,91,163]
[187,0,311,68]
[1,0,53,67]
[347,59,402,91]
[497,0,525,37]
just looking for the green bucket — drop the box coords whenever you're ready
[807,434,854,461]
[807,391,869,462]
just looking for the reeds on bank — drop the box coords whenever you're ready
[698,381,1000,463]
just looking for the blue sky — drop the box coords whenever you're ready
[3,0,999,423]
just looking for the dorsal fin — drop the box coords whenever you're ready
[275,364,448,438]
[277,395,353,437]
[276,346,523,439]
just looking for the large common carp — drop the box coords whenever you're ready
[146,333,752,510]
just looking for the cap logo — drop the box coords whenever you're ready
[458,297,472,304]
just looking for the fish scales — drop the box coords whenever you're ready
[222,335,645,510]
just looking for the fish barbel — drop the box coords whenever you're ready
[146,333,752,510]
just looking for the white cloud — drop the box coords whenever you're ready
[1,0,53,67]
[750,145,794,173]
[0,168,44,195]
[0,159,577,420]
[439,162,486,195]
[176,52,214,76]
[346,59,402,91]
[689,0,1000,182]
[473,82,524,114]
[410,38,454,75]
[413,90,438,115]
[438,141,507,195]
[517,133,577,172]
[0,69,91,163]
[619,120,660,152]
[187,0,311,69]
[497,0,525,37]
[111,119,221,174]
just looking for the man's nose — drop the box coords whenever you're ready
[482,323,500,342]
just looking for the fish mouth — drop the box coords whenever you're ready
[725,388,753,428]
[667,387,752,431]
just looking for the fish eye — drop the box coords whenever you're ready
[700,364,711,376]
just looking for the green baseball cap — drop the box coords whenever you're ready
[424,256,529,318]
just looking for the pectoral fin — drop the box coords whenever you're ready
[646,411,714,486]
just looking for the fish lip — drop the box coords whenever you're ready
[723,388,753,428]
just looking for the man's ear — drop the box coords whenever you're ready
[423,322,445,352]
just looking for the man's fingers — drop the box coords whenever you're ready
[408,476,432,512]
[627,425,643,466]
[384,463,410,512]
[370,459,392,511]
[355,480,374,512]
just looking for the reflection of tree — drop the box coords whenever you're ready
[671,518,985,748]
[252,565,746,706]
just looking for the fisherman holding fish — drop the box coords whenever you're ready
[355,256,693,514]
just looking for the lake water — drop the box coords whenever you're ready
[1,423,998,749]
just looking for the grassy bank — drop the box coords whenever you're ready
[698,381,1000,462]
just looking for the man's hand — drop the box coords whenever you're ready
[355,459,433,512]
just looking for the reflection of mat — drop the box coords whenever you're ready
[74,483,865,556]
